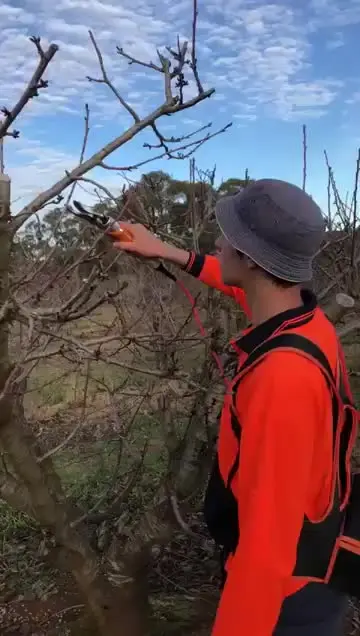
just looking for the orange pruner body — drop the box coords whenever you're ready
[108,227,134,242]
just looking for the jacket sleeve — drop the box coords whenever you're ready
[211,352,330,636]
[182,252,250,317]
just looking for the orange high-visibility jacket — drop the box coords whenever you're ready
[183,253,343,636]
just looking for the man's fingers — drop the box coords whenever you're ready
[113,241,136,251]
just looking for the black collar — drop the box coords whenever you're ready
[231,289,317,355]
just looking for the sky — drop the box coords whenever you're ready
[2,0,360,217]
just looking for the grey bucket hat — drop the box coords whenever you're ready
[215,178,325,283]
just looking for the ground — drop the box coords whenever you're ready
[0,512,219,635]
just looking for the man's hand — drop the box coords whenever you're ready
[111,222,166,259]
[112,222,190,267]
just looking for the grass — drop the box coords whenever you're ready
[0,418,167,604]
[0,501,37,543]
[24,358,133,418]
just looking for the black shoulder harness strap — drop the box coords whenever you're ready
[227,332,344,492]
[239,332,335,382]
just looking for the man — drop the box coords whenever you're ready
[114,179,349,635]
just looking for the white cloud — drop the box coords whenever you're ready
[0,4,34,24]
[0,0,355,207]
[199,3,344,120]
[6,136,130,213]
[234,113,257,121]
[270,81,339,120]
[326,32,345,49]
[346,91,360,105]
[310,0,360,28]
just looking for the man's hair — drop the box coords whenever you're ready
[264,271,298,288]
[236,249,298,288]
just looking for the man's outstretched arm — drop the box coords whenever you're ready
[181,251,250,316]
[112,222,250,316]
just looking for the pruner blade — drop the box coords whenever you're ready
[66,199,134,242]
[66,200,111,230]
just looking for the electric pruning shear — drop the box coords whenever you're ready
[66,200,134,242]
[66,199,176,281]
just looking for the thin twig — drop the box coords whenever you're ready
[144,121,211,152]
[37,359,91,462]
[327,167,332,230]
[116,48,162,73]
[324,150,350,229]
[350,148,360,267]
[87,31,140,123]
[169,493,199,537]
[18,178,131,303]
[101,122,232,172]
[66,103,90,204]
[190,0,204,94]
[302,124,307,192]
[12,103,91,291]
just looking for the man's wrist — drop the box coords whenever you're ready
[160,243,191,268]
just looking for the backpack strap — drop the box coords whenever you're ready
[227,332,343,496]
[239,332,335,381]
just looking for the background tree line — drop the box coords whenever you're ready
[17,170,252,264]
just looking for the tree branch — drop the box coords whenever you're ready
[87,31,140,123]
[116,48,162,73]
[190,0,204,94]
[101,122,231,172]
[0,37,58,140]
[302,124,307,192]
[350,148,360,268]
[13,92,214,231]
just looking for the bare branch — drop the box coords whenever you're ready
[156,50,173,105]
[66,102,91,205]
[37,359,91,462]
[326,166,332,230]
[190,0,204,94]
[16,104,92,291]
[144,121,212,150]
[17,173,128,303]
[116,47,163,73]
[0,37,58,140]
[324,150,350,229]
[59,283,128,323]
[87,31,140,123]
[101,122,232,172]
[7,6,215,226]
[169,493,198,537]
[350,148,360,268]
[14,277,127,323]
[302,124,307,192]
[14,91,214,230]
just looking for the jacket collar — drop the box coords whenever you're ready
[230,289,317,355]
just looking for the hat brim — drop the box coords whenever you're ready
[215,196,313,283]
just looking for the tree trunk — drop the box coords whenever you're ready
[0,175,151,636]
[1,407,151,635]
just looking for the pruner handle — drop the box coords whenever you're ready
[107,227,134,243]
